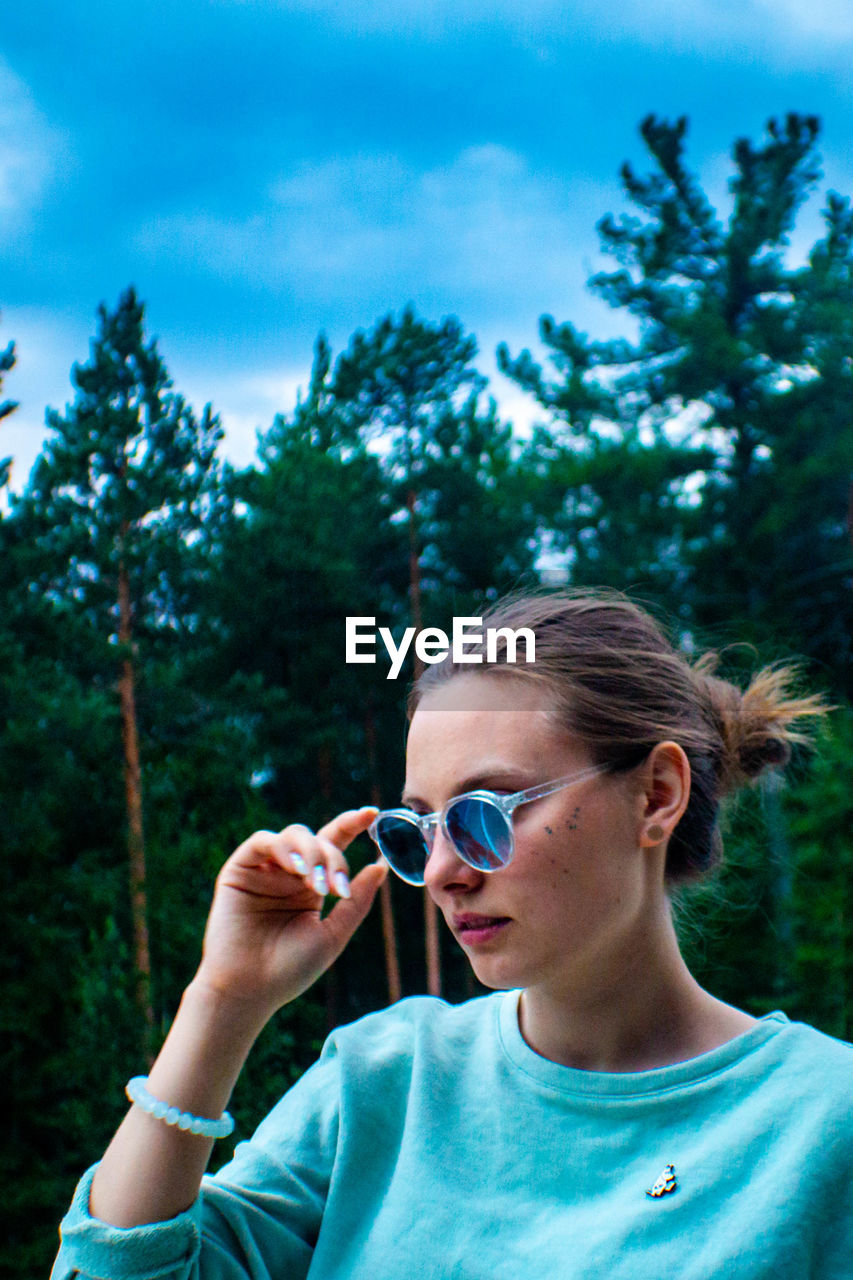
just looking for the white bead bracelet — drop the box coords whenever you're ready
[125,1076,235,1138]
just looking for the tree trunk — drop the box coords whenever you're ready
[317,743,341,1033]
[365,693,402,1004]
[117,556,156,1063]
[406,488,442,998]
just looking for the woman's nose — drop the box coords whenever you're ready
[423,825,483,894]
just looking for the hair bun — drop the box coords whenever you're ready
[693,657,824,793]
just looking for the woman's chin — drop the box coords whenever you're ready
[465,956,523,991]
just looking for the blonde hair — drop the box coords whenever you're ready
[410,590,827,883]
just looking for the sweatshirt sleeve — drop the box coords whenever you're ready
[50,1035,342,1280]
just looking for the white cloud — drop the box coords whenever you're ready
[0,59,64,232]
[216,0,574,39]
[752,0,853,39]
[214,0,853,52]
[135,144,614,325]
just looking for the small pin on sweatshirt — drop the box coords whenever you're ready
[646,1164,677,1197]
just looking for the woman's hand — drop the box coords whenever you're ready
[193,807,387,1020]
[88,807,386,1231]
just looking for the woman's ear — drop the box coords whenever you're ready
[638,741,691,848]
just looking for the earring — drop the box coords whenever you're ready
[646,824,666,844]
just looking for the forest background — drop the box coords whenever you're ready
[2,114,852,1278]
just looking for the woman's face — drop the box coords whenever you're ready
[404,673,660,998]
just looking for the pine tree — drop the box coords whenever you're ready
[13,286,224,1055]
[499,113,853,685]
[0,320,17,488]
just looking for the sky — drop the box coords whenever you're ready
[3,0,853,489]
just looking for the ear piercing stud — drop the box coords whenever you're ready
[646,824,666,844]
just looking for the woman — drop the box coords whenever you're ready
[53,591,852,1278]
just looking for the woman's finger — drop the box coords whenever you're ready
[224,810,379,901]
[226,826,316,878]
[261,825,357,900]
[316,859,388,958]
[308,807,379,898]
[317,806,379,851]
[218,828,326,904]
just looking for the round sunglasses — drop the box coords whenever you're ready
[368,764,606,885]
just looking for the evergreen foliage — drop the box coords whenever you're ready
[1,322,17,488]
[328,305,539,616]
[499,113,853,691]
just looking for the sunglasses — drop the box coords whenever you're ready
[368,764,606,885]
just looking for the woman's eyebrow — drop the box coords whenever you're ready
[401,767,535,808]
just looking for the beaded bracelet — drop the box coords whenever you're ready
[125,1076,235,1138]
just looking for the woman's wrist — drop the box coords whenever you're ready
[144,978,271,1117]
[89,976,270,1228]
[183,970,278,1036]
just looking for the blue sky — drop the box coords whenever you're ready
[3,0,853,488]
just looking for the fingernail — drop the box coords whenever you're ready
[312,865,328,895]
[290,853,307,874]
[334,871,351,899]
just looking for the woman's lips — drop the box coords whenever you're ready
[453,915,511,944]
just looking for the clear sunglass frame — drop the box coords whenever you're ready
[368,763,606,885]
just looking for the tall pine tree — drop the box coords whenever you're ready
[500,113,853,687]
[13,287,225,1055]
[0,318,17,489]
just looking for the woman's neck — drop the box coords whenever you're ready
[517,906,755,1073]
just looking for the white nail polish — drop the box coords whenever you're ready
[290,853,307,874]
[334,871,351,899]
[312,865,328,895]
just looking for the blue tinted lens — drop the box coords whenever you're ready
[445,797,512,871]
[375,815,430,885]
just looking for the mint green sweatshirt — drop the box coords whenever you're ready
[53,992,853,1279]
